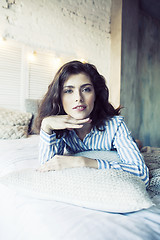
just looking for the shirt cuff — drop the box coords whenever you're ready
[40,128,57,145]
[97,159,110,169]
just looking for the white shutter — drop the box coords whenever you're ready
[28,52,56,100]
[0,40,70,111]
[0,41,22,110]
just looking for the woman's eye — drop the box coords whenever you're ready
[82,87,91,92]
[64,89,73,94]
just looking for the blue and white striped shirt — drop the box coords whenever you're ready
[39,116,149,186]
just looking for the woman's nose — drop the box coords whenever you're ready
[75,90,83,102]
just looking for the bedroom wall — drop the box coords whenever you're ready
[136,13,160,147]
[0,0,112,110]
[120,0,160,147]
[120,0,139,136]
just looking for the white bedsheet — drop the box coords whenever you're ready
[0,136,160,240]
[0,135,39,177]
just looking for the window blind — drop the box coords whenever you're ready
[27,52,56,100]
[0,41,22,110]
[0,40,70,111]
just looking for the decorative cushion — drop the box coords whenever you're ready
[148,169,160,194]
[25,99,40,116]
[0,108,32,126]
[141,147,160,196]
[0,108,32,139]
[25,99,40,134]
[0,125,29,139]
[0,167,153,213]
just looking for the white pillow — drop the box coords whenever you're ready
[0,167,153,213]
[73,150,121,162]
[0,108,32,126]
[0,125,29,139]
[0,108,32,139]
[141,147,160,196]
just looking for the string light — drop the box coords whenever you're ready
[53,57,62,69]
[80,58,87,63]
[0,36,6,43]
[27,51,37,62]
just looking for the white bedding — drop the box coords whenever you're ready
[0,135,39,177]
[0,135,160,240]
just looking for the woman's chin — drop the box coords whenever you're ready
[71,114,90,120]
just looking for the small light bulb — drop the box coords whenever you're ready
[0,36,6,43]
[80,58,87,63]
[28,51,36,62]
[53,57,62,69]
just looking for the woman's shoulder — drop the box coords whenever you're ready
[104,115,124,126]
[100,115,124,131]
[97,116,125,134]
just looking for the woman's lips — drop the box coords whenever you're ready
[72,105,86,111]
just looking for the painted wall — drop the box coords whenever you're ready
[120,0,139,136]
[137,13,160,147]
[120,0,160,147]
[0,0,111,80]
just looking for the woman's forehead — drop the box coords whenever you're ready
[63,73,92,87]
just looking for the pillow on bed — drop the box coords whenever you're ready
[0,125,29,139]
[0,108,32,139]
[0,167,153,213]
[141,147,160,196]
[25,99,40,134]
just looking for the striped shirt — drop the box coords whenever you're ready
[39,116,149,186]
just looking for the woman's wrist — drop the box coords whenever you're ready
[41,118,52,135]
[80,157,98,169]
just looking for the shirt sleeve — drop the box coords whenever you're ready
[96,118,149,187]
[39,129,65,165]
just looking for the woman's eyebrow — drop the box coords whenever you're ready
[63,85,74,89]
[81,84,93,88]
[63,83,93,89]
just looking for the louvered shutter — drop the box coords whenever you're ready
[27,52,56,100]
[0,41,22,110]
[0,40,71,111]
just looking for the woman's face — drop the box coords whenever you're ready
[61,73,96,120]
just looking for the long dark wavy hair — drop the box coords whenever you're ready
[34,60,121,137]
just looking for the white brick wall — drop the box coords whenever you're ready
[0,0,111,79]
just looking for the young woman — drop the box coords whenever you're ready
[35,60,149,187]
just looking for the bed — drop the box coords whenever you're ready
[0,106,160,240]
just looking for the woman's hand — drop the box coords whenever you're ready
[38,155,98,172]
[41,115,91,134]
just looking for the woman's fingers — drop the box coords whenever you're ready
[66,117,90,124]
[38,160,54,172]
[64,117,91,129]
[65,116,91,126]
[38,155,88,172]
[66,124,83,129]
[42,115,92,132]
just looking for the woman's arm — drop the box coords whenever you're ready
[113,120,149,186]
[39,155,98,171]
[96,119,149,186]
[41,115,90,134]
[39,115,91,164]
[39,129,65,164]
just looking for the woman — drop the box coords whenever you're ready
[35,60,149,187]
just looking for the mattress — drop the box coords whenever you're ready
[0,135,160,240]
